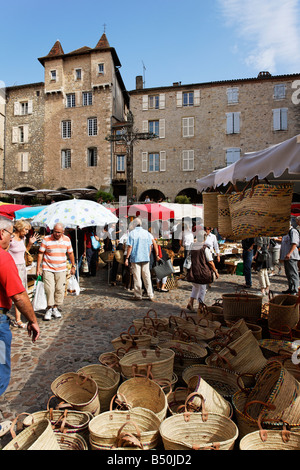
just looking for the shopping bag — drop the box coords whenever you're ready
[81,255,89,273]
[153,259,175,279]
[91,235,100,250]
[32,276,48,311]
[67,275,80,296]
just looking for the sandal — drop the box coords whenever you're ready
[0,420,12,437]
[13,320,27,329]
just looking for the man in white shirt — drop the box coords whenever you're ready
[204,227,220,263]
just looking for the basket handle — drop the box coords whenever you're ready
[257,411,291,443]
[116,420,143,449]
[9,412,31,441]
[109,393,130,411]
[185,392,208,418]
[127,324,138,335]
[145,309,158,319]
[168,315,179,329]
[243,400,276,420]
[268,325,293,341]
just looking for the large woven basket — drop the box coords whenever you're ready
[268,294,300,330]
[222,292,262,322]
[55,432,88,450]
[119,348,175,381]
[228,183,293,239]
[23,408,92,435]
[217,194,235,239]
[159,411,239,450]
[182,364,243,398]
[203,192,219,228]
[187,376,232,418]
[3,419,60,451]
[51,372,100,416]
[133,309,169,332]
[240,427,300,450]
[99,350,124,372]
[111,325,152,351]
[157,340,207,376]
[77,364,120,412]
[117,376,168,421]
[88,407,161,450]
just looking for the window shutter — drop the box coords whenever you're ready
[194,89,200,106]
[142,95,148,110]
[142,152,148,172]
[28,100,33,114]
[273,109,281,130]
[160,151,166,171]
[142,120,148,132]
[14,102,20,116]
[234,112,240,133]
[23,124,29,143]
[12,127,19,143]
[20,152,29,172]
[159,94,165,109]
[226,148,240,165]
[226,113,233,134]
[281,108,288,130]
[159,119,165,138]
[176,92,182,107]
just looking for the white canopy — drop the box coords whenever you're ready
[160,202,203,220]
[196,134,300,192]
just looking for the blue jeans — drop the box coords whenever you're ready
[243,249,253,286]
[0,315,12,396]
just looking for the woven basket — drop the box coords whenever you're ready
[225,318,262,341]
[259,339,297,358]
[207,330,267,387]
[51,372,100,416]
[167,388,193,415]
[187,375,232,418]
[117,376,168,421]
[203,192,219,228]
[197,304,225,324]
[182,364,243,398]
[99,350,124,373]
[222,292,262,322]
[23,407,92,435]
[119,348,175,381]
[77,364,120,412]
[217,194,235,239]
[159,411,239,450]
[88,407,161,450]
[111,325,152,351]
[3,419,60,451]
[268,294,300,330]
[133,309,169,332]
[55,432,88,450]
[228,183,293,239]
[157,340,207,376]
[240,427,300,450]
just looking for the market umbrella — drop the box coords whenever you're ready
[31,199,118,279]
[0,203,30,220]
[116,203,174,221]
[14,206,48,220]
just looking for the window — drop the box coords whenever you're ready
[149,120,159,136]
[66,93,76,108]
[226,148,240,166]
[274,84,286,100]
[50,70,57,81]
[142,94,165,110]
[98,63,104,74]
[61,120,71,139]
[149,95,159,109]
[117,155,125,172]
[88,117,97,136]
[227,87,239,104]
[75,68,82,80]
[176,90,200,107]
[182,150,194,171]
[83,91,93,106]
[14,100,32,115]
[273,108,288,131]
[61,149,71,169]
[12,125,29,143]
[20,102,28,115]
[182,117,194,137]
[87,148,97,167]
[226,112,240,134]
[183,92,194,107]
[142,151,166,172]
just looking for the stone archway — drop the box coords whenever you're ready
[176,188,202,203]
[139,189,166,203]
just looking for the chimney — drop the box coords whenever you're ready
[136,76,143,90]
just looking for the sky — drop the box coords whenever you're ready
[1,0,300,91]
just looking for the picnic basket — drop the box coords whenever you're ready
[119,348,175,381]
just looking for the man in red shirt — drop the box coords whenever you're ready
[0,216,40,435]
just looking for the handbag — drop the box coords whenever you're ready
[32,276,48,311]
[91,235,100,250]
[25,249,33,266]
[153,259,175,279]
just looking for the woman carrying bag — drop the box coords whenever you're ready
[254,236,271,296]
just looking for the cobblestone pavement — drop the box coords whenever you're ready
[0,264,288,447]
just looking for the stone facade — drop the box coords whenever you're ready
[129,73,300,202]
[0,86,5,189]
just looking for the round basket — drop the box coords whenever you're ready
[119,348,175,381]
[51,372,100,416]
[117,376,168,421]
[3,419,60,451]
[222,292,262,323]
[268,294,300,330]
[159,411,239,450]
[167,388,193,415]
[77,364,120,412]
[203,192,219,228]
[182,364,243,398]
[88,407,161,450]
[55,432,88,450]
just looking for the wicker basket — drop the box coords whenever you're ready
[240,427,300,450]
[111,325,152,351]
[159,411,239,450]
[187,375,232,418]
[225,318,262,341]
[55,432,88,450]
[228,183,293,239]
[222,292,262,322]
[268,294,300,330]
[51,372,100,416]
[98,350,124,373]
[3,419,60,451]
[117,376,168,421]
[77,364,120,412]
[182,364,243,398]
[23,407,92,435]
[203,192,219,228]
[88,407,161,450]
[167,387,193,415]
[119,348,175,381]
[157,340,207,376]
[217,194,235,239]
[133,309,169,332]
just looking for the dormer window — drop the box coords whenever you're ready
[50,70,57,81]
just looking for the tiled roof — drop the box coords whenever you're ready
[95,33,110,49]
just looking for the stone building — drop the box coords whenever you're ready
[0,85,5,189]
[129,72,300,202]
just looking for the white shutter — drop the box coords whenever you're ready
[159,93,165,109]
[176,92,182,107]
[142,152,148,172]
[12,127,19,143]
[142,95,148,110]
[160,151,166,171]
[27,100,33,114]
[159,119,165,138]
[14,102,20,116]
[194,89,200,106]
[182,117,194,137]
[226,113,233,134]
[273,109,281,130]
[23,124,29,143]
[142,120,148,132]
[20,152,29,172]
[234,112,240,133]
[182,150,194,171]
[226,148,240,165]
[281,108,288,130]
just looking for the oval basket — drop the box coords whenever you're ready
[3,419,60,451]
[23,407,92,435]
[119,348,175,381]
[51,372,100,416]
[77,364,120,413]
[268,294,300,330]
[240,428,300,451]
[88,407,161,450]
[159,411,239,450]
